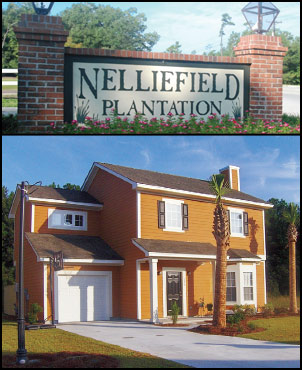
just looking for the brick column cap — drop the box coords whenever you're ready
[14,14,68,42]
[234,34,288,57]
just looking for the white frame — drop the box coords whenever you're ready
[54,270,112,323]
[162,267,187,318]
[226,263,257,307]
[228,207,246,238]
[48,209,88,231]
[162,198,184,233]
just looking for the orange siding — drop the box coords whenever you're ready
[140,192,265,254]
[231,169,239,190]
[34,205,101,236]
[87,167,145,319]
[256,262,266,307]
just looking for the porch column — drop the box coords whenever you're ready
[149,258,159,323]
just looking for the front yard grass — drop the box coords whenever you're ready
[238,315,300,345]
[2,320,190,368]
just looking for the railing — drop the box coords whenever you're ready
[2,68,18,86]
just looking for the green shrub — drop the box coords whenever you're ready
[226,311,245,326]
[27,303,43,324]
[171,301,180,325]
[2,114,18,134]
[261,303,274,317]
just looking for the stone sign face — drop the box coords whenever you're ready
[65,57,249,122]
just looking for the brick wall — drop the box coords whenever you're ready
[14,15,288,132]
[14,14,68,132]
[234,34,288,121]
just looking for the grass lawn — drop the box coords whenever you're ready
[238,315,300,345]
[2,320,190,368]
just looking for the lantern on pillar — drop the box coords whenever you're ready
[242,2,280,34]
[32,2,54,15]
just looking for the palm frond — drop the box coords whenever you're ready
[209,174,229,203]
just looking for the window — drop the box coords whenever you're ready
[48,209,87,231]
[226,272,236,302]
[75,214,83,227]
[158,199,188,232]
[243,272,254,300]
[166,202,182,229]
[231,211,243,235]
[64,214,73,225]
[229,209,249,237]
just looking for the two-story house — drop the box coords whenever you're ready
[9,162,273,324]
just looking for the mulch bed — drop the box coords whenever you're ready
[2,352,119,368]
[155,323,190,327]
[190,313,300,337]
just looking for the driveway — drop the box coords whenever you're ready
[57,320,300,368]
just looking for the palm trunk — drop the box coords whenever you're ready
[213,241,228,327]
[212,203,230,328]
[289,240,298,314]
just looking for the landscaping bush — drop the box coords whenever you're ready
[27,303,43,324]
[261,303,275,317]
[46,111,300,135]
[171,301,180,325]
[226,311,246,326]
[2,114,18,134]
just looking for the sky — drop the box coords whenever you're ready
[2,136,300,204]
[2,2,300,54]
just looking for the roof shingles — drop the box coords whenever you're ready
[98,163,271,205]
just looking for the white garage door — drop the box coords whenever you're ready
[57,272,112,323]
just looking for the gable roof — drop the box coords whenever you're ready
[26,185,101,204]
[84,162,272,208]
[25,232,123,263]
[9,185,102,218]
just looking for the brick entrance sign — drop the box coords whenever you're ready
[14,14,288,132]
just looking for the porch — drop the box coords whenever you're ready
[133,238,263,323]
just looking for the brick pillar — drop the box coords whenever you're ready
[234,34,287,121]
[14,14,69,132]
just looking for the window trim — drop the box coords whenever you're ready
[228,207,246,238]
[226,263,257,307]
[226,271,237,303]
[162,198,184,233]
[48,209,87,231]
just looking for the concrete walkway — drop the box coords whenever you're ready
[57,320,300,368]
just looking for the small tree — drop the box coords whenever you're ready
[283,202,299,314]
[171,301,180,324]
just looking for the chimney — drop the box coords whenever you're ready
[219,165,240,191]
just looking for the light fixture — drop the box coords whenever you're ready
[242,2,280,34]
[32,2,54,15]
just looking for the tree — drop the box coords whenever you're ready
[2,2,34,68]
[209,174,230,328]
[48,183,81,191]
[2,186,15,286]
[219,13,235,56]
[60,4,160,51]
[283,203,299,313]
[165,41,182,54]
[265,198,300,296]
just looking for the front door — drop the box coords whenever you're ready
[167,271,182,315]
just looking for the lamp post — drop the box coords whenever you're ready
[32,2,54,15]
[16,181,28,365]
[242,2,280,34]
[16,181,42,365]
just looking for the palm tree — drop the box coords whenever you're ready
[283,202,299,314]
[209,174,230,328]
